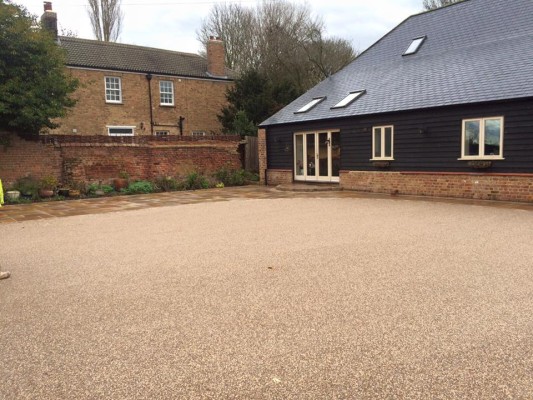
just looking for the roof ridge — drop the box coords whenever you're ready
[58,36,204,59]
[408,0,471,18]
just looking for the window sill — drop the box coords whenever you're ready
[458,157,504,161]
[370,158,394,161]
[106,101,123,105]
[371,160,392,168]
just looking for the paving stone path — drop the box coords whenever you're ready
[1,185,532,224]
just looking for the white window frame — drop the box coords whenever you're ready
[295,97,325,114]
[154,130,169,136]
[403,36,426,56]
[371,125,394,161]
[107,126,135,136]
[105,76,122,103]
[331,90,365,109]
[460,116,504,160]
[159,81,174,106]
[191,131,206,137]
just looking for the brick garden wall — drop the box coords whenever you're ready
[0,135,62,185]
[0,134,241,187]
[340,170,533,203]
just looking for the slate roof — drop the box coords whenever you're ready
[59,36,234,80]
[261,0,533,127]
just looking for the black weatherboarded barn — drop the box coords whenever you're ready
[258,0,533,203]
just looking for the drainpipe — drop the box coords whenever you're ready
[178,116,185,136]
[146,73,154,135]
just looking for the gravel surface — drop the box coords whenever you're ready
[1,197,532,399]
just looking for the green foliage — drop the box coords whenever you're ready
[12,176,40,199]
[154,176,181,192]
[218,69,299,135]
[0,1,78,135]
[118,171,130,179]
[183,172,211,190]
[40,175,58,189]
[124,180,154,194]
[213,168,246,186]
[232,110,257,137]
[4,195,32,205]
[87,183,114,194]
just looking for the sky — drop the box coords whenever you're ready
[16,0,424,55]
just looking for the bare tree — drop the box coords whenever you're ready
[423,0,464,10]
[197,0,357,93]
[197,3,258,72]
[87,0,123,42]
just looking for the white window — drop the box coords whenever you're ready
[160,81,174,105]
[331,90,365,109]
[155,130,169,136]
[372,125,394,160]
[404,36,426,56]
[295,97,325,114]
[105,77,122,103]
[107,126,135,136]
[461,117,504,159]
[191,131,206,137]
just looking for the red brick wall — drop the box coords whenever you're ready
[0,135,62,186]
[340,170,533,203]
[207,38,225,77]
[258,128,267,184]
[50,68,232,136]
[0,134,241,187]
[266,169,293,186]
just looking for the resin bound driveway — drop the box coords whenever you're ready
[1,188,532,399]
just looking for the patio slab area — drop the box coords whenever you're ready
[1,185,532,224]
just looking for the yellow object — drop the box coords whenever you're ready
[0,179,3,207]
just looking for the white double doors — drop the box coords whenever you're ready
[294,131,340,182]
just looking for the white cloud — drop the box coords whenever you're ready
[17,0,422,54]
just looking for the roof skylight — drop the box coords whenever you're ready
[295,97,325,113]
[331,90,366,109]
[403,36,426,55]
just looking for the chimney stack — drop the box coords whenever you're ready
[41,2,58,42]
[207,36,226,77]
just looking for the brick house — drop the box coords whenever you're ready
[258,0,533,203]
[41,3,234,137]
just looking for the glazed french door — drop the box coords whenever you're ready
[294,131,340,182]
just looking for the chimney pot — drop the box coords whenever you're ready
[41,2,58,41]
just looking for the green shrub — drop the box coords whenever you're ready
[40,175,58,190]
[243,171,259,182]
[101,184,114,194]
[214,168,246,186]
[183,172,211,190]
[87,183,114,195]
[124,180,154,194]
[154,176,181,192]
[12,176,40,199]
[5,196,32,205]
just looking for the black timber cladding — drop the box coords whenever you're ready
[267,98,533,173]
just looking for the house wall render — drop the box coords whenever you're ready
[53,69,232,136]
